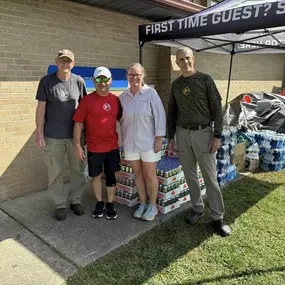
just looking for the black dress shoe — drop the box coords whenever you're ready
[70,203,85,215]
[55,208,67,221]
[187,210,204,225]
[211,219,231,237]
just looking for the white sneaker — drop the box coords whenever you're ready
[141,205,158,221]
[133,204,147,219]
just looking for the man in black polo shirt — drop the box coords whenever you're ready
[167,47,231,237]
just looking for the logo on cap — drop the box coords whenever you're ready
[57,49,74,61]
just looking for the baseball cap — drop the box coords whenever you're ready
[93,66,112,78]
[57,49,74,61]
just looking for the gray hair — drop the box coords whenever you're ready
[176,47,194,58]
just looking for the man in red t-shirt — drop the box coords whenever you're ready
[73,66,121,220]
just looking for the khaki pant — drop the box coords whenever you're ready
[44,137,85,209]
[176,126,225,220]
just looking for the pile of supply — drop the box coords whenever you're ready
[216,127,237,186]
[244,130,285,171]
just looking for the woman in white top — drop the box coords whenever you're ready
[119,63,166,221]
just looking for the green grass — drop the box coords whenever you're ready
[67,172,285,285]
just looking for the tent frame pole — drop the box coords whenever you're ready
[139,43,143,64]
[226,44,235,106]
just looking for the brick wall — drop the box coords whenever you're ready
[171,49,285,104]
[0,0,160,202]
[156,47,172,109]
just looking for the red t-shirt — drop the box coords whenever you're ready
[73,91,121,153]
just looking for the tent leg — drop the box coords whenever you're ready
[226,47,235,106]
[139,43,143,64]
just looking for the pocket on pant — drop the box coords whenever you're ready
[44,149,53,170]
[176,128,185,152]
[199,130,213,154]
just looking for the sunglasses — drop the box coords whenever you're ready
[95,77,110,83]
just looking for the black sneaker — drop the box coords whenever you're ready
[106,202,117,220]
[70,203,85,215]
[211,219,231,237]
[55,208,67,221]
[92,201,104,218]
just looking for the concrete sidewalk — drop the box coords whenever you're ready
[0,182,191,285]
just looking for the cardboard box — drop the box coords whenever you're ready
[232,142,247,172]
[116,183,137,194]
[180,194,191,204]
[120,159,131,166]
[157,186,180,200]
[157,200,181,214]
[157,171,184,185]
[165,149,179,158]
[161,149,167,157]
[116,171,135,180]
[179,182,188,191]
[114,196,139,207]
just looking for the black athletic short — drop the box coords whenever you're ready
[87,149,120,178]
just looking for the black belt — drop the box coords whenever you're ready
[179,123,211,131]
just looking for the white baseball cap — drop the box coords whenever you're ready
[93,66,112,78]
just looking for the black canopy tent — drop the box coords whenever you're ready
[138,0,285,105]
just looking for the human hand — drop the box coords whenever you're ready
[168,139,176,151]
[154,137,163,153]
[210,137,221,153]
[75,145,85,161]
[36,132,45,148]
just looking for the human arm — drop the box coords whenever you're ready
[35,101,46,148]
[73,122,85,161]
[206,76,223,153]
[117,98,123,121]
[35,78,47,148]
[73,98,87,161]
[78,77,87,99]
[150,90,166,153]
[167,85,178,150]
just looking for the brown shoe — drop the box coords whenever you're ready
[70,203,85,215]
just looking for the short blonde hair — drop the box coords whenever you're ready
[127,63,146,77]
[127,63,146,85]
[176,47,194,59]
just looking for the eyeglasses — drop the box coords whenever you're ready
[59,59,72,64]
[95,77,110,83]
[127,74,142,79]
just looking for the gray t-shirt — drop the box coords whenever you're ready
[36,72,87,139]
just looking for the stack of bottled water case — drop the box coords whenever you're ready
[245,130,285,171]
[216,126,238,187]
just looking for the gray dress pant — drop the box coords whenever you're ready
[176,126,225,220]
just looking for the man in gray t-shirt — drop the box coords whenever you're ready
[35,49,87,221]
